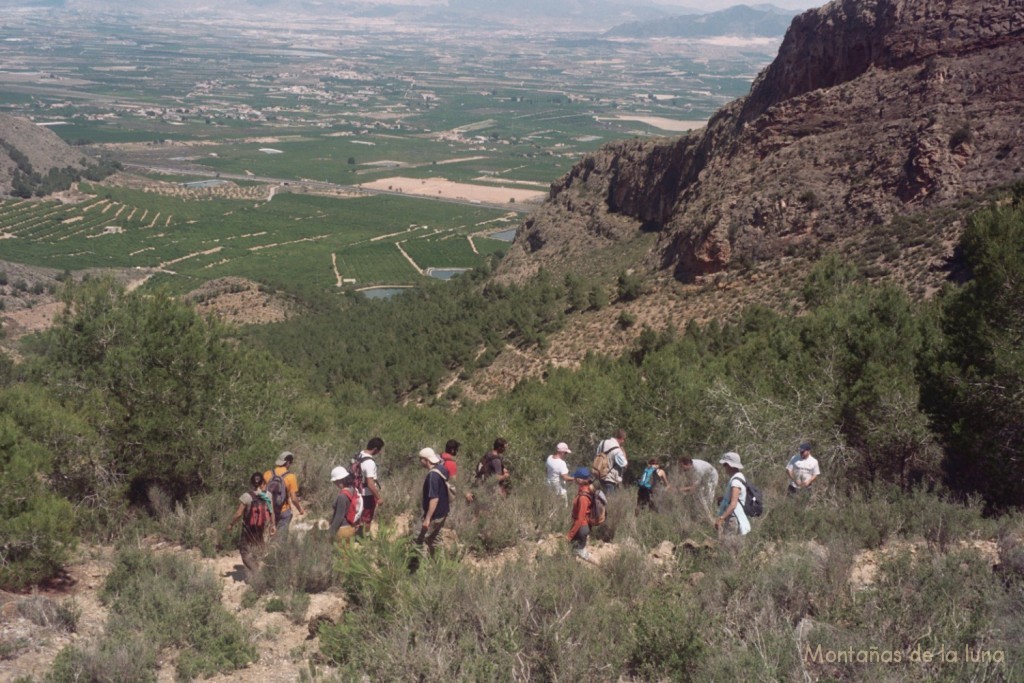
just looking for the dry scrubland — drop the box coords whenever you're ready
[3,457,1023,682]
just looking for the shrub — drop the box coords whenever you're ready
[15,595,80,633]
[53,545,259,682]
[0,412,76,590]
[628,590,704,682]
[249,532,339,596]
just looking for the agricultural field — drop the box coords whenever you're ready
[0,8,781,300]
[0,184,516,296]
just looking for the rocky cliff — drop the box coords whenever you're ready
[497,0,1024,284]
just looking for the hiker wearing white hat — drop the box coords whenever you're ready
[546,442,574,504]
[328,465,362,547]
[715,452,751,536]
[416,447,451,558]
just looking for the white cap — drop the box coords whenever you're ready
[556,442,572,454]
[418,447,441,464]
[330,466,350,482]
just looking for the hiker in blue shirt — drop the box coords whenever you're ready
[416,447,452,558]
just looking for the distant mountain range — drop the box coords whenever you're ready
[606,4,800,38]
[0,0,801,33]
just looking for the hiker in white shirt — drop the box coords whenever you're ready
[715,451,750,536]
[545,442,573,503]
[786,442,821,495]
[595,429,628,494]
[679,457,718,512]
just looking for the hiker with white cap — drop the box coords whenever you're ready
[714,451,751,536]
[545,442,574,504]
[264,451,304,534]
[416,447,452,557]
[328,465,362,548]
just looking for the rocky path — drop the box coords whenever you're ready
[0,543,345,682]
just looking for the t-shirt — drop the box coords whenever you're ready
[597,438,627,470]
[356,452,379,496]
[328,488,362,536]
[787,454,821,484]
[422,465,451,519]
[546,455,569,492]
[717,473,751,535]
[263,467,299,513]
[486,451,504,476]
[689,460,718,492]
[441,452,457,479]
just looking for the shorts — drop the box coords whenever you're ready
[361,494,378,525]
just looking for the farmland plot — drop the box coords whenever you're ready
[0,186,508,296]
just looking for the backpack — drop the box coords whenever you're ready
[475,452,500,481]
[638,465,657,491]
[586,488,607,527]
[429,466,456,499]
[266,469,288,516]
[351,453,374,493]
[244,491,272,533]
[592,442,613,480]
[339,488,361,526]
[731,475,765,518]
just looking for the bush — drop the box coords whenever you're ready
[0,412,76,590]
[628,591,704,682]
[48,545,258,682]
[15,595,80,633]
[249,532,339,596]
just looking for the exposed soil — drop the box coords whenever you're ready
[0,542,345,682]
[360,176,546,204]
[185,277,296,326]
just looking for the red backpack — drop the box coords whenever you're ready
[339,488,360,525]
[351,453,373,492]
[244,492,272,532]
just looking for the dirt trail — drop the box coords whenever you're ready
[0,544,345,682]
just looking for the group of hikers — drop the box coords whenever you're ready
[228,431,822,571]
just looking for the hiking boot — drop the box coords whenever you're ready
[574,548,592,561]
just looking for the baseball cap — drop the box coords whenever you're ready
[418,447,441,464]
[330,466,350,482]
[572,466,591,480]
[276,451,295,466]
[556,442,572,454]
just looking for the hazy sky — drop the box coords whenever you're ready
[657,0,821,10]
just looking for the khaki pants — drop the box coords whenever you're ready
[335,524,357,548]
[415,517,447,557]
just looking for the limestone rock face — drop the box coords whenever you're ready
[496,0,1024,284]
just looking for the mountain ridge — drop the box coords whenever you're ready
[606,4,798,38]
[498,0,1024,287]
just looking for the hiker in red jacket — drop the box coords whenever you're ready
[567,467,595,561]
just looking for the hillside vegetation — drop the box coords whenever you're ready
[2,190,1024,681]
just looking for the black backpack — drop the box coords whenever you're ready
[732,475,764,518]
